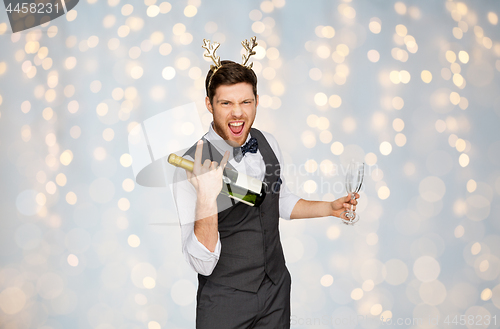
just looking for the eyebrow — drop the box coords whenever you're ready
[217,98,254,103]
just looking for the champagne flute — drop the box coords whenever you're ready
[341,160,365,225]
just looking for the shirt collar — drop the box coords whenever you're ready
[206,122,252,157]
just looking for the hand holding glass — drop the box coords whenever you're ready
[341,161,364,225]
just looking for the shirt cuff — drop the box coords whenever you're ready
[281,194,301,220]
[189,231,221,261]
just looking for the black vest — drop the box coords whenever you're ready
[184,128,286,293]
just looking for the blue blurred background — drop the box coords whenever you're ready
[1,0,500,328]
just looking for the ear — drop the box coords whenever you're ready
[205,96,213,114]
[255,94,259,107]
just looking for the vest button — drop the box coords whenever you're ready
[261,212,265,216]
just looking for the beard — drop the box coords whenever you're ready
[212,117,253,147]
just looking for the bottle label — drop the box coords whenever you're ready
[228,195,255,207]
[235,174,262,194]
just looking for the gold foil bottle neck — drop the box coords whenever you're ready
[167,153,194,172]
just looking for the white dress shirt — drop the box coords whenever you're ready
[172,123,301,276]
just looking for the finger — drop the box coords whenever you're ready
[220,151,230,169]
[210,161,218,170]
[203,159,212,169]
[343,203,355,211]
[194,140,203,169]
[355,193,360,199]
[186,170,195,182]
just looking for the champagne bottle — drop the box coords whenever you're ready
[168,153,267,207]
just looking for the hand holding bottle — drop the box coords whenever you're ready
[168,140,267,207]
[186,140,230,202]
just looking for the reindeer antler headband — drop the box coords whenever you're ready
[202,36,258,89]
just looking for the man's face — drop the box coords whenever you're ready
[206,82,258,147]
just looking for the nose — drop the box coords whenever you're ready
[231,103,243,117]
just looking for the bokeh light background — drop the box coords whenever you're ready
[1,0,500,328]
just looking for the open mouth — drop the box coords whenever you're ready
[228,121,244,136]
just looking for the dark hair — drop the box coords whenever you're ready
[205,60,258,104]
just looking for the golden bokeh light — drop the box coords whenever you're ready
[351,288,363,300]
[445,50,456,63]
[60,150,74,166]
[362,280,375,291]
[320,274,334,287]
[369,18,382,34]
[56,173,67,186]
[396,24,408,37]
[392,118,404,132]
[0,287,26,315]
[466,179,477,193]
[322,26,335,38]
[394,2,407,15]
[326,225,340,240]
[458,50,469,63]
[488,12,498,25]
[128,234,141,247]
[143,277,156,289]
[336,44,350,57]
[370,304,383,316]
[303,180,317,194]
[314,92,328,106]
[66,191,77,205]
[159,2,172,13]
[378,186,390,199]
[421,70,432,83]
[330,141,344,155]
[329,95,342,108]
[120,154,133,167]
[380,141,392,155]
[319,131,332,143]
[148,321,161,329]
[434,119,446,133]
[301,131,316,148]
[118,197,131,211]
[367,50,380,62]
[103,128,115,141]
[395,133,406,147]
[481,288,492,301]
[454,225,465,238]
[365,153,377,166]
[67,254,79,267]
[459,153,469,167]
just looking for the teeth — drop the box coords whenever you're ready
[229,122,243,126]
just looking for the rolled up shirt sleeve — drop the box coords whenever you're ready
[172,162,221,275]
[278,177,301,220]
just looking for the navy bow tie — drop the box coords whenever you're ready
[234,137,258,163]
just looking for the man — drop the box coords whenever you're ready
[172,37,359,329]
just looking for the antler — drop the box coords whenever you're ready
[241,36,258,69]
[202,39,221,71]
